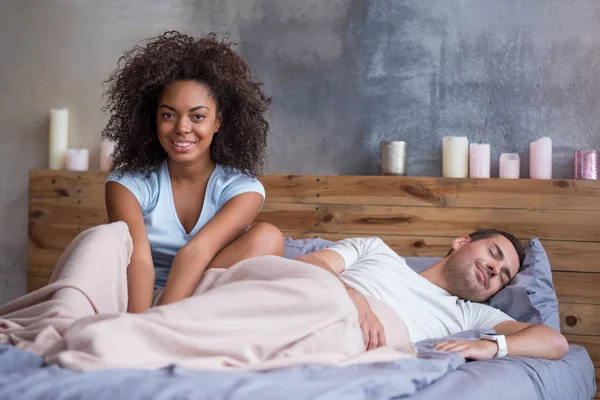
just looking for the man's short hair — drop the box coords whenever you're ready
[447,229,525,271]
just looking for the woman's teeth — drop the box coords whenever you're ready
[173,142,193,147]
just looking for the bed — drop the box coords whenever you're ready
[14,170,600,399]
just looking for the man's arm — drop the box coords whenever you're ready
[295,250,387,350]
[295,250,345,274]
[493,320,569,359]
[433,320,569,360]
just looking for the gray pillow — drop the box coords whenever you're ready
[486,237,560,331]
[284,236,560,331]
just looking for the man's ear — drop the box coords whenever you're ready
[451,235,471,252]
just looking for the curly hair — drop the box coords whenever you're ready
[101,31,271,177]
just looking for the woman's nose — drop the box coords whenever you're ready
[176,118,191,134]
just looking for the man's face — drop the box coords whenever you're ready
[442,235,520,302]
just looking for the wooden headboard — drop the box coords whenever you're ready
[28,170,600,394]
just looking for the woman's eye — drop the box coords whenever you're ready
[193,114,205,121]
[161,112,174,119]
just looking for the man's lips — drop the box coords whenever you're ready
[476,265,488,287]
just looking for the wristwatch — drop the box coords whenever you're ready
[480,333,508,357]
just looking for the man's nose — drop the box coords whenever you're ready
[486,264,498,277]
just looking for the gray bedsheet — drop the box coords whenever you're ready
[0,330,595,400]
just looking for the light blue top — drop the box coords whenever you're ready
[106,160,265,288]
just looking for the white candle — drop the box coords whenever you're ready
[100,140,115,171]
[443,136,469,178]
[529,137,552,179]
[49,108,69,169]
[469,143,491,178]
[65,148,89,171]
[499,153,520,179]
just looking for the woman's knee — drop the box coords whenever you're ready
[246,222,285,256]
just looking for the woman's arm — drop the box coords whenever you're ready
[158,191,264,305]
[105,182,156,313]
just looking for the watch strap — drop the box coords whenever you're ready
[480,334,508,357]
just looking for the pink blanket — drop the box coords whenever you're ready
[0,222,416,371]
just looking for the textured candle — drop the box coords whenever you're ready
[381,141,407,176]
[65,149,89,171]
[100,140,115,171]
[574,150,598,180]
[529,137,552,179]
[49,108,69,169]
[499,153,520,179]
[469,143,491,178]
[443,136,469,178]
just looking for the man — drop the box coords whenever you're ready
[296,229,569,361]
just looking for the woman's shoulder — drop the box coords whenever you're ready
[106,165,161,186]
[212,164,265,205]
[214,164,261,185]
[105,163,164,210]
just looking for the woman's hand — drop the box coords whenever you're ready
[346,286,387,351]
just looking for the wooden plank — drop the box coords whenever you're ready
[27,271,50,293]
[30,170,600,211]
[29,170,107,199]
[566,335,600,367]
[559,303,600,336]
[28,246,62,274]
[282,232,600,273]
[29,203,109,226]
[596,368,599,399]
[29,222,94,251]
[257,203,600,242]
[554,272,600,305]
[259,174,600,210]
[30,223,600,275]
[541,240,600,273]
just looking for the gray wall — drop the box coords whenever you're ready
[1,0,599,303]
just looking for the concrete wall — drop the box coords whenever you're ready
[1,0,599,303]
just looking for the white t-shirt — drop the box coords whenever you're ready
[328,237,513,342]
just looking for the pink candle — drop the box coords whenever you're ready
[529,137,552,179]
[574,150,599,180]
[469,143,491,178]
[65,148,89,171]
[499,153,520,179]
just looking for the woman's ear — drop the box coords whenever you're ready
[214,112,222,134]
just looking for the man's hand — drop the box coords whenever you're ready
[295,251,387,351]
[433,339,498,360]
[346,287,387,351]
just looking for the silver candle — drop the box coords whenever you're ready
[381,141,408,176]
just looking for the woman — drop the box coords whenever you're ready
[103,31,284,312]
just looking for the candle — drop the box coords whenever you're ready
[529,137,552,179]
[574,150,599,180]
[49,108,69,169]
[443,136,469,178]
[100,140,115,171]
[469,143,491,178]
[499,153,520,179]
[381,141,408,176]
[65,148,89,171]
